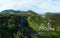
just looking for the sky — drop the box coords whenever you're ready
[0,0,60,14]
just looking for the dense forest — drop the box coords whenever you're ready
[0,10,60,38]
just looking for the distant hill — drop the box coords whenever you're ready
[0,9,21,14]
[0,10,38,15]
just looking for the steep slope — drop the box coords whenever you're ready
[0,10,60,38]
[45,13,60,31]
[0,10,49,31]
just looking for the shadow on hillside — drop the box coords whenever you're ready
[0,16,36,38]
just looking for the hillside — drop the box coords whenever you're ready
[0,10,60,38]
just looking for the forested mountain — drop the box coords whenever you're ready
[0,10,60,38]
